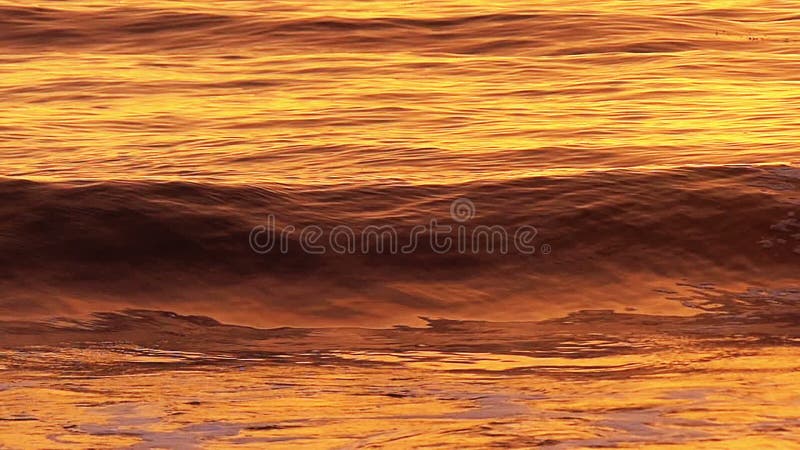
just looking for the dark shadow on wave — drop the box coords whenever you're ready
[0,165,798,323]
[0,6,772,54]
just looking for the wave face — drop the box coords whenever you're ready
[1,165,799,325]
[0,0,799,326]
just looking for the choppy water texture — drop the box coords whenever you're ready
[1,0,800,448]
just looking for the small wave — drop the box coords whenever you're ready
[0,6,783,55]
[0,165,798,325]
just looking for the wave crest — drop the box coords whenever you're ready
[0,165,798,324]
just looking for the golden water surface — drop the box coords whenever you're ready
[1,0,800,448]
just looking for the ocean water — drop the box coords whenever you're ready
[1,0,800,447]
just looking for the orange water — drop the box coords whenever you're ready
[2,1,800,184]
[1,0,800,448]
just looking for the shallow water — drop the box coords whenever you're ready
[2,301,800,448]
[1,0,800,447]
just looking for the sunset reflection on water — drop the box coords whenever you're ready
[1,0,800,447]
